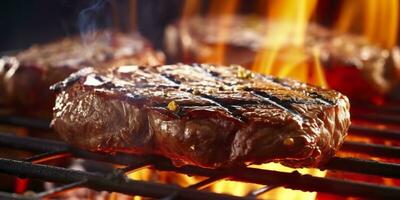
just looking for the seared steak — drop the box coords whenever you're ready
[164,16,400,100]
[52,64,350,168]
[0,31,164,116]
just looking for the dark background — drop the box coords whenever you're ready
[0,0,342,52]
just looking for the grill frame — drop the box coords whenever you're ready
[1,103,400,199]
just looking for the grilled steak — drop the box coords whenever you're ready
[164,16,400,100]
[51,64,350,168]
[0,31,164,116]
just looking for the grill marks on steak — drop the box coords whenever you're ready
[52,64,350,168]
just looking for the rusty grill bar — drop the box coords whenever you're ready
[0,105,400,199]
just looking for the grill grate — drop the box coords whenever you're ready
[0,103,400,199]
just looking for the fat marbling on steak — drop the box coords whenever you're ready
[51,64,350,168]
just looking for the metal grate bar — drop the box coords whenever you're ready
[160,176,227,200]
[36,180,87,198]
[342,141,400,158]
[188,176,226,189]
[0,132,67,153]
[0,115,50,130]
[349,124,400,140]
[153,163,400,199]
[324,157,400,178]
[159,192,179,200]
[0,158,249,200]
[1,132,400,198]
[352,112,400,124]
[0,191,32,200]
[119,160,151,174]
[352,103,400,114]
[246,185,280,197]
[1,155,399,199]
[1,133,400,179]
[24,150,71,164]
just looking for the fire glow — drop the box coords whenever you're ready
[129,0,327,199]
[0,1,398,199]
[121,0,398,199]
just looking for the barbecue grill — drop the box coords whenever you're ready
[1,0,400,199]
[0,102,400,199]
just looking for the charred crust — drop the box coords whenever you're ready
[53,63,350,169]
[50,73,82,92]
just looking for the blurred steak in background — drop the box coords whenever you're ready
[164,16,400,102]
[0,31,164,117]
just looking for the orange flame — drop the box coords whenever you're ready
[123,1,327,200]
[189,0,327,199]
[206,0,240,64]
[251,0,324,87]
[179,0,201,62]
[210,163,325,199]
[122,163,325,200]
[118,0,398,199]
[335,0,399,48]
[126,168,204,200]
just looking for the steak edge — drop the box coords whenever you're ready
[52,63,350,168]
